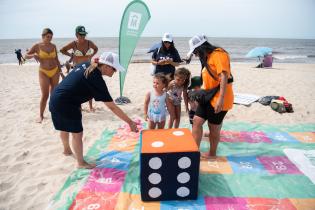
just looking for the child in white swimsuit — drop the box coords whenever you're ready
[144,73,174,129]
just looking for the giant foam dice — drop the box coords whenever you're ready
[140,128,200,201]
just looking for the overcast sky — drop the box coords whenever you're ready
[1,0,314,39]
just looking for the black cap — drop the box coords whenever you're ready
[188,76,202,89]
[75,25,88,35]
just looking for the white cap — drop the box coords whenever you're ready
[187,34,208,57]
[98,52,125,72]
[162,33,173,42]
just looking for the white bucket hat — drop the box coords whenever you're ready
[162,33,173,42]
[187,34,208,57]
[98,52,125,72]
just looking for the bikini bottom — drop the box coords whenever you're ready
[39,66,59,78]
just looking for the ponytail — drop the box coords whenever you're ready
[84,57,100,78]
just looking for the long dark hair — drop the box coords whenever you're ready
[194,41,223,80]
[159,41,177,54]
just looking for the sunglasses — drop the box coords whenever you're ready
[44,34,53,39]
[163,41,171,44]
[109,66,116,72]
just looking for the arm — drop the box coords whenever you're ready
[89,41,98,58]
[144,92,150,121]
[167,80,175,91]
[60,41,74,57]
[24,44,39,61]
[104,101,138,132]
[54,45,65,79]
[166,96,175,128]
[182,88,189,112]
[167,60,180,67]
[167,49,181,67]
[54,45,62,69]
[151,60,159,65]
[214,71,228,113]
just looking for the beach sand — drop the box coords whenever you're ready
[0,62,314,210]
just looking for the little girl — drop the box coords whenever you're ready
[167,67,191,128]
[144,73,173,129]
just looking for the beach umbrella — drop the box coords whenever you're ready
[147,42,161,53]
[246,47,272,58]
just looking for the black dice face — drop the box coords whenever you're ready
[140,152,200,201]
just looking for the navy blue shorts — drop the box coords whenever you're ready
[195,103,227,125]
[51,111,83,133]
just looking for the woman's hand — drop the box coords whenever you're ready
[33,53,40,62]
[157,60,167,65]
[214,98,224,113]
[128,121,139,132]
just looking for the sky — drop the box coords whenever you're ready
[0,0,314,39]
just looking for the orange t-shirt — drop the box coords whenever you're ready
[201,48,234,110]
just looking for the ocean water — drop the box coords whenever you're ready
[1,37,315,64]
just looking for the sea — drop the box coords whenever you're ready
[1,37,315,64]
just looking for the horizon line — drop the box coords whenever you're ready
[1,36,315,40]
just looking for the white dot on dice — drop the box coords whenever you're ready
[148,173,162,184]
[176,187,190,197]
[178,157,191,169]
[177,172,190,184]
[148,187,162,198]
[173,131,185,136]
[151,141,164,148]
[149,157,162,169]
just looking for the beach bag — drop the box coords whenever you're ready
[150,64,157,75]
[270,99,287,113]
[194,65,234,106]
[194,86,220,106]
[258,96,279,105]
[150,47,161,76]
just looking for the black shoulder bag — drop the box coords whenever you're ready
[194,66,233,106]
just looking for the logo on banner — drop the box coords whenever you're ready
[128,12,142,30]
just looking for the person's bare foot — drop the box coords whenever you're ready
[201,152,216,159]
[77,162,96,169]
[63,150,73,156]
[36,116,44,123]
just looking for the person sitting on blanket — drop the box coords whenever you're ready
[49,52,138,169]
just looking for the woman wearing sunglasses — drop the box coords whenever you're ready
[25,28,62,123]
[49,52,138,169]
[60,25,98,111]
[151,33,182,79]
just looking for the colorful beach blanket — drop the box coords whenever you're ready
[47,122,315,210]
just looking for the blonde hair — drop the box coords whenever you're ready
[154,73,170,87]
[84,62,101,78]
[175,67,191,88]
[42,28,53,36]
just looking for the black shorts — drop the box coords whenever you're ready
[51,111,83,133]
[189,110,195,124]
[195,103,228,125]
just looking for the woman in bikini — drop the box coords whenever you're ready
[25,28,62,123]
[60,26,98,111]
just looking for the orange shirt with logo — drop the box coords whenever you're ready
[201,48,234,110]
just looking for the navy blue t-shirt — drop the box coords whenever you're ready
[152,47,181,76]
[49,62,113,119]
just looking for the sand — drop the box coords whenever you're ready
[0,62,314,210]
